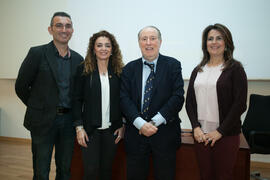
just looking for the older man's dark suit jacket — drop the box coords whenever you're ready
[15,41,83,135]
[120,54,185,153]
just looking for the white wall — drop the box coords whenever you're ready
[0,0,68,78]
[1,0,270,79]
[0,79,29,138]
[67,0,270,79]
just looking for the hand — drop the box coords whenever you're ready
[193,127,206,143]
[76,128,89,148]
[114,125,125,144]
[204,130,222,147]
[139,122,158,137]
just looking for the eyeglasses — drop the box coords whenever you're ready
[53,23,73,30]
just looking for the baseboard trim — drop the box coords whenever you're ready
[0,136,31,144]
[251,161,270,168]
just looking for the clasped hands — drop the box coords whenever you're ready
[139,121,158,137]
[193,127,222,147]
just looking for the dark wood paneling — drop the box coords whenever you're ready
[70,133,250,180]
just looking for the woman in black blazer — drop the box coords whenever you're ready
[72,30,124,180]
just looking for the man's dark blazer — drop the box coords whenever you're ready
[15,41,83,135]
[120,54,185,152]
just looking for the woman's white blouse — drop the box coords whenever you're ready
[98,73,111,129]
[194,64,223,133]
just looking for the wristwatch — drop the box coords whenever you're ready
[76,126,84,132]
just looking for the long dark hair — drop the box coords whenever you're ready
[197,23,242,71]
[83,30,124,76]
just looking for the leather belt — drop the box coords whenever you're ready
[56,107,70,115]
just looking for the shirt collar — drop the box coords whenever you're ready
[52,42,71,59]
[142,55,159,67]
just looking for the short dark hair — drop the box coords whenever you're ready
[50,12,72,26]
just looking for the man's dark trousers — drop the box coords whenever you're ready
[31,112,74,180]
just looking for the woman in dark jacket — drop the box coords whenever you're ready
[73,30,124,180]
[185,23,247,180]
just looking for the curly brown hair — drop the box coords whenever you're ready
[83,30,124,76]
[197,23,242,71]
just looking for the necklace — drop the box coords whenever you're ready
[101,72,107,76]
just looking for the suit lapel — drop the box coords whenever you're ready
[70,52,79,87]
[136,60,143,106]
[45,42,59,83]
[70,51,79,76]
[152,55,166,95]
